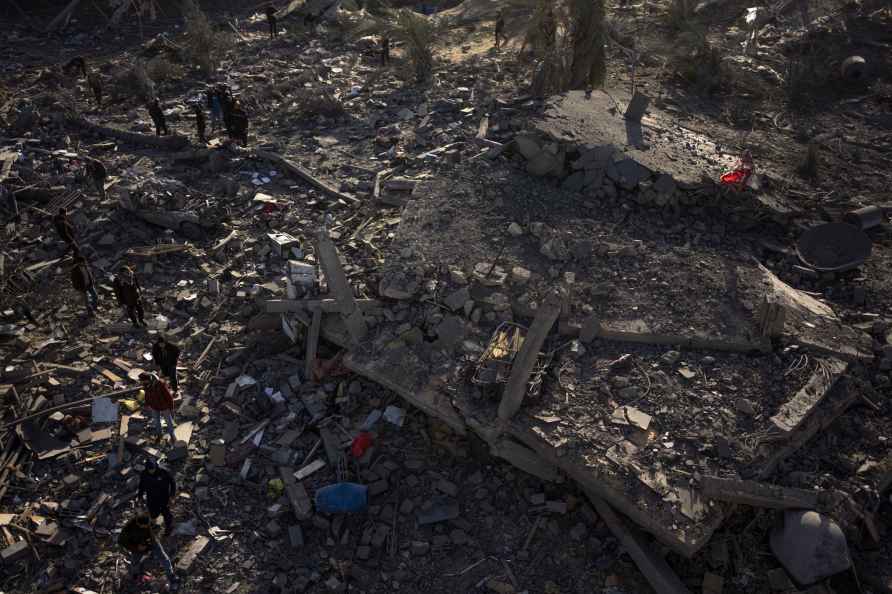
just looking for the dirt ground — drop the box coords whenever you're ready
[1,0,892,593]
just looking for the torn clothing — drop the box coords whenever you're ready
[144,378,175,412]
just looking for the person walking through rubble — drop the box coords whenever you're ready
[83,157,107,199]
[138,459,177,535]
[53,207,78,254]
[494,10,506,49]
[381,36,390,66]
[226,99,249,146]
[113,265,146,328]
[70,252,99,315]
[147,98,169,136]
[191,103,206,143]
[118,514,179,591]
[152,335,181,394]
[265,5,278,39]
[140,372,177,442]
[87,70,103,108]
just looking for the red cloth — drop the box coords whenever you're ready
[351,432,373,458]
[144,379,174,411]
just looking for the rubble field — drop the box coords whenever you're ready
[2,0,892,594]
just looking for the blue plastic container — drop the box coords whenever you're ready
[315,482,368,514]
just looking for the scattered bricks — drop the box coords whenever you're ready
[703,572,724,594]
[356,545,371,560]
[410,541,431,556]
[399,499,415,515]
[1,541,31,563]
[289,525,304,548]
[370,524,389,548]
[368,479,389,497]
[266,519,282,537]
[768,568,794,591]
[435,479,459,497]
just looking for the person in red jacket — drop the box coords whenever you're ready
[140,373,176,442]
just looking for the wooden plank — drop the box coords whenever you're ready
[315,230,366,344]
[278,466,312,521]
[305,309,322,381]
[173,421,194,445]
[476,116,489,140]
[175,535,209,571]
[588,494,692,594]
[498,291,562,421]
[294,459,326,480]
[99,369,123,384]
[770,359,847,432]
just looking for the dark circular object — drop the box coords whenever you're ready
[796,222,872,272]
[840,55,867,81]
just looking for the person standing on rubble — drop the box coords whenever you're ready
[70,252,99,315]
[152,335,181,394]
[265,5,278,39]
[494,10,506,49]
[147,98,169,136]
[53,207,78,254]
[118,514,179,591]
[83,156,107,199]
[226,99,249,146]
[138,459,177,535]
[381,36,390,66]
[140,372,177,442]
[191,103,206,143]
[113,265,146,328]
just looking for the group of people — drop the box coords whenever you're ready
[145,84,249,146]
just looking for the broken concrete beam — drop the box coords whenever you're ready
[305,309,321,381]
[66,115,189,150]
[490,439,559,482]
[279,466,313,521]
[770,359,847,432]
[0,540,31,563]
[700,477,843,511]
[588,494,691,594]
[264,298,380,314]
[255,149,358,204]
[498,291,563,421]
[315,230,367,344]
[175,535,209,572]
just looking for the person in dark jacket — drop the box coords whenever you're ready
[118,514,178,589]
[381,36,390,66]
[494,10,506,49]
[147,99,169,136]
[83,157,107,199]
[226,99,249,146]
[113,265,146,328]
[53,207,78,254]
[191,103,206,143]
[152,335,181,394]
[138,459,176,534]
[140,372,176,441]
[87,70,103,108]
[70,252,98,314]
[63,56,87,78]
[265,5,278,39]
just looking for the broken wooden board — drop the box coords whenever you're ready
[294,459,326,481]
[318,426,345,467]
[490,439,558,482]
[701,477,843,511]
[588,494,692,594]
[770,359,847,432]
[315,230,367,344]
[175,535,209,571]
[305,309,322,381]
[498,291,562,421]
[279,466,312,521]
